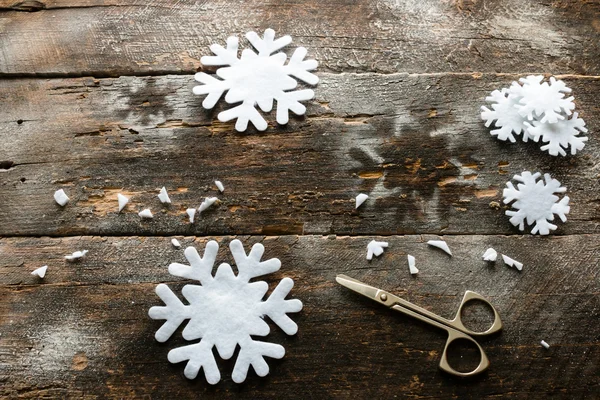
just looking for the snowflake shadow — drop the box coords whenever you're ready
[115,77,175,127]
[347,110,480,222]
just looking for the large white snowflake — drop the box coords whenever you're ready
[193,29,319,132]
[525,112,588,156]
[502,171,570,235]
[148,240,302,384]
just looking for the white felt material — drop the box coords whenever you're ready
[514,76,575,124]
[117,193,129,212]
[199,197,218,213]
[186,208,197,223]
[482,248,498,262]
[193,28,318,132]
[138,209,154,219]
[366,240,388,260]
[65,250,88,261]
[171,238,181,248]
[355,193,368,209]
[31,265,48,278]
[149,240,302,384]
[541,340,550,349]
[158,187,171,204]
[503,171,570,235]
[54,189,69,206]
[215,180,225,193]
[525,112,588,156]
[502,254,523,271]
[407,255,418,275]
[427,240,452,256]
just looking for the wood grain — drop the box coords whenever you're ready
[1,234,599,399]
[1,73,598,237]
[0,0,599,76]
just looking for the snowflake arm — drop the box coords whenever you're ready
[246,28,292,56]
[551,196,570,222]
[148,284,192,342]
[200,36,240,67]
[230,239,281,281]
[168,241,218,283]
[232,336,285,383]
[275,89,315,124]
[167,340,221,383]
[261,277,303,335]
[218,99,268,131]
[284,47,319,85]
[193,73,233,109]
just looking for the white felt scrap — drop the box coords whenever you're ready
[407,255,418,275]
[199,197,218,213]
[31,265,48,278]
[215,180,225,193]
[503,171,569,235]
[366,240,388,260]
[427,240,452,256]
[54,189,69,206]
[149,240,302,384]
[186,208,197,223]
[193,29,318,132]
[355,193,368,209]
[171,238,181,248]
[482,248,498,262]
[117,193,129,212]
[158,187,171,204]
[65,250,88,261]
[541,340,550,349]
[502,254,523,271]
[139,209,154,219]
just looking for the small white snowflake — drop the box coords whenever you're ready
[149,240,302,384]
[525,112,588,156]
[193,29,319,132]
[502,171,570,235]
[481,87,531,143]
[513,75,575,124]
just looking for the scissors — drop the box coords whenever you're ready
[336,275,502,377]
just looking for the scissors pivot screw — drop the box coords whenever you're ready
[380,293,387,301]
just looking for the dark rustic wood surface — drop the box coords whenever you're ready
[1,0,600,399]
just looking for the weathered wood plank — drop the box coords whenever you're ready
[1,235,599,398]
[0,0,599,76]
[1,73,598,236]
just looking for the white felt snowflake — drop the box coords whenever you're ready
[193,29,319,132]
[513,75,575,124]
[148,240,302,384]
[481,87,531,143]
[502,171,570,235]
[525,112,588,156]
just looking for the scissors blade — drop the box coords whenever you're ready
[336,274,390,306]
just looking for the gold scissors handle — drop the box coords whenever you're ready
[336,275,502,377]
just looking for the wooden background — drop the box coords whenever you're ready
[1,0,599,398]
